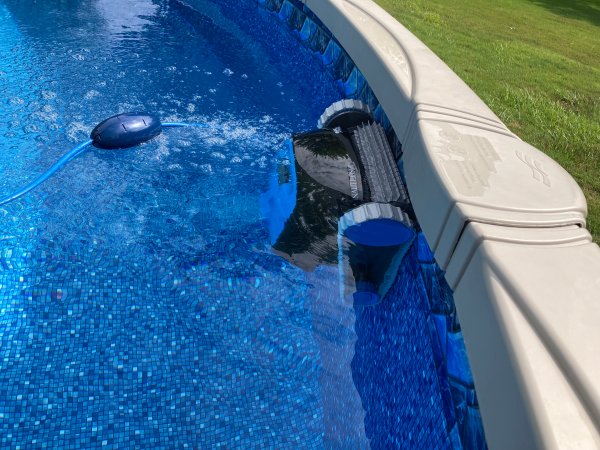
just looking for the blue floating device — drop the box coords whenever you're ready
[91,112,163,149]
[0,112,206,207]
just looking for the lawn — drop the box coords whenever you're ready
[374,0,600,241]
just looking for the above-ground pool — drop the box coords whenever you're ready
[0,0,484,448]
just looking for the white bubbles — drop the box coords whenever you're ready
[150,134,172,161]
[9,97,24,106]
[31,106,58,123]
[223,68,234,76]
[256,156,268,168]
[23,123,39,134]
[66,121,91,142]
[221,123,257,141]
[167,164,183,170]
[84,90,100,100]
[161,113,289,177]
[41,91,57,100]
[200,164,213,174]
[205,136,227,146]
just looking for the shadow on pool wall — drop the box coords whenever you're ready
[258,0,487,448]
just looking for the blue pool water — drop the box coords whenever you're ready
[0,0,485,448]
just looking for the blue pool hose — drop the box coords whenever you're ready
[0,115,206,207]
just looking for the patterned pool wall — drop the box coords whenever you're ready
[258,0,487,448]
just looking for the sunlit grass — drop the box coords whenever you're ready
[375,0,600,240]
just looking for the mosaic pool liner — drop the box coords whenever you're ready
[0,0,486,447]
[258,0,487,447]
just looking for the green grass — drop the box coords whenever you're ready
[374,0,600,241]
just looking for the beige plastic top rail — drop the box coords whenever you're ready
[446,223,600,449]
[303,0,587,261]
[301,0,600,448]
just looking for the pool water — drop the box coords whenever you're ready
[0,0,474,448]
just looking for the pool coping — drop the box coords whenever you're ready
[294,0,600,448]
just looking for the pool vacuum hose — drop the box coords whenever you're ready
[0,112,206,207]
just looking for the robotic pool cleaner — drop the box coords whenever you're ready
[261,100,416,306]
[0,112,205,206]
